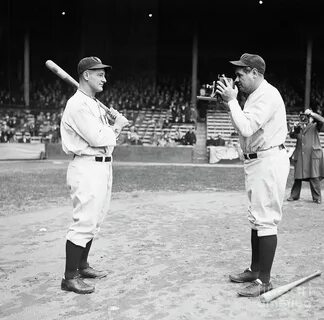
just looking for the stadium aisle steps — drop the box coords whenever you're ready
[193,122,208,163]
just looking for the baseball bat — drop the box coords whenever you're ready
[45,60,79,88]
[260,270,322,303]
[45,60,119,117]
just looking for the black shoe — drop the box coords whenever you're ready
[229,268,259,283]
[287,197,298,201]
[313,199,321,204]
[79,266,108,279]
[237,279,273,297]
[61,276,95,294]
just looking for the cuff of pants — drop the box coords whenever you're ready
[256,228,278,237]
[66,235,89,248]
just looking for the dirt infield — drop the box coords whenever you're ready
[1,175,323,320]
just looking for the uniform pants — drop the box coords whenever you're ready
[244,147,290,237]
[290,178,321,201]
[66,157,113,248]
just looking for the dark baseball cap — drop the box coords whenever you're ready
[229,53,266,75]
[77,56,112,75]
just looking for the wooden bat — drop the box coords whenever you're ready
[45,60,79,88]
[45,60,122,120]
[260,270,322,303]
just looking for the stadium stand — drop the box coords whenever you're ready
[206,108,324,152]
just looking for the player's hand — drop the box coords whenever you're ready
[114,114,129,129]
[107,107,121,119]
[304,109,313,116]
[216,75,238,103]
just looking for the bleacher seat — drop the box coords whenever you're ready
[206,108,324,150]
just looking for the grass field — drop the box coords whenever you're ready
[0,160,295,217]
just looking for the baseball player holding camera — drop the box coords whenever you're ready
[216,53,290,297]
[60,57,129,294]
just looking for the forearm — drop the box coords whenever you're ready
[228,99,254,137]
[311,112,324,123]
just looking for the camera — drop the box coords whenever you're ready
[197,75,234,102]
[299,113,309,123]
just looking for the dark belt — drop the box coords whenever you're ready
[95,156,112,162]
[243,144,285,160]
[73,155,112,162]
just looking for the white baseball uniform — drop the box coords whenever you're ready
[228,79,290,236]
[61,90,117,247]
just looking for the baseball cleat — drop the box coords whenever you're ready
[237,279,273,297]
[79,266,108,279]
[61,276,95,294]
[229,268,259,283]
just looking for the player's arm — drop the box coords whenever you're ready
[111,114,129,138]
[227,96,276,137]
[68,106,117,147]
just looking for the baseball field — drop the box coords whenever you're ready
[0,160,323,320]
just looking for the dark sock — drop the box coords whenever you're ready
[250,229,259,272]
[79,239,93,270]
[65,240,84,279]
[258,235,277,283]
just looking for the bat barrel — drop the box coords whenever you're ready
[260,270,322,303]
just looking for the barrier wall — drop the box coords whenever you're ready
[45,144,194,163]
[0,143,45,160]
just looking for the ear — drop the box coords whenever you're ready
[82,70,90,81]
[252,68,259,78]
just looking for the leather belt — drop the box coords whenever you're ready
[243,144,285,160]
[73,155,112,162]
[95,156,111,162]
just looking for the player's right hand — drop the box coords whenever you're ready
[216,76,238,103]
[114,114,129,129]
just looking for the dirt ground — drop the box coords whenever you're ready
[0,189,323,320]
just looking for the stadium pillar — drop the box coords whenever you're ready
[24,32,30,107]
[304,37,312,110]
[191,27,198,108]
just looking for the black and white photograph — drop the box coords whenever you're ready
[0,0,323,319]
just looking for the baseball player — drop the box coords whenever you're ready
[216,53,290,297]
[60,56,128,294]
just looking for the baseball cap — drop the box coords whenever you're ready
[77,56,112,75]
[229,53,266,75]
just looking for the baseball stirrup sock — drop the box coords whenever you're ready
[79,239,93,269]
[258,235,277,283]
[65,240,84,279]
[250,229,259,272]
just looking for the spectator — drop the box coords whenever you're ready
[174,127,184,144]
[183,128,196,145]
[157,134,167,147]
[287,109,324,204]
[214,134,226,146]
[127,126,142,145]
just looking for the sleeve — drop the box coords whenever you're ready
[227,93,277,137]
[68,104,116,147]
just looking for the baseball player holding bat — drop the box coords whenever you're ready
[60,56,128,294]
[216,53,290,297]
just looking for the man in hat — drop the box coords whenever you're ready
[216,53,290,297]
[60,56,128,294]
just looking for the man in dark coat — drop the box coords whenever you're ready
[287,108,324,203]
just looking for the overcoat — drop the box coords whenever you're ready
[290,122,324,180]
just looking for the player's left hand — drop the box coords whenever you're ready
[304,109,313,116]
[216,75,238,103]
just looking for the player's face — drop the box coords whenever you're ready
[88,69,107,93]
[234,68,255,94]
